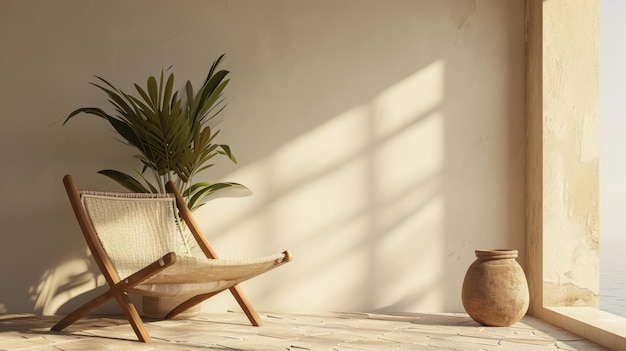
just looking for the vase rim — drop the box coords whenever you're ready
[475,249,518,253]
[474,249,518,258]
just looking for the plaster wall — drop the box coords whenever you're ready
[541,0,600,308]
[525,0,612,348]
[0,0,525,315]
[526,0,599,313]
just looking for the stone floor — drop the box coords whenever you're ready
[0,311,610,350]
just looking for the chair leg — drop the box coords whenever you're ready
[166,286,263,327]
[114,292,151,343]
[51,289,116,332]
[51,254,175,342]
[229,285,264,327]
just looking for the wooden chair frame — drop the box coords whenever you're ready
[51,175,289,342]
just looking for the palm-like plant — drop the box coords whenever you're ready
[65,55,247,211]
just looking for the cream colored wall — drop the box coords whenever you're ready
[542,0,599,308]
[526,0,599,314]
[0,0,525,315]
[524,1,617,349]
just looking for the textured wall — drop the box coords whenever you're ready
[526,0,599,313]
[542,0,599,308]
[0,0,525,315]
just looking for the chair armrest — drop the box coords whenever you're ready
[113,252,177,293]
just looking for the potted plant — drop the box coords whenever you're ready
[64,54,248,211]
[64,55,249,318]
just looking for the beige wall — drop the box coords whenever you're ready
[526,0,600,315]
[0,0,525,315]
[541,0,599,308]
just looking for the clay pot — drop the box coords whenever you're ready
[461,249,529,326]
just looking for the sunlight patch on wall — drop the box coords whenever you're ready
[196,62,446,311]
[270,158,369,238]
[372,61,444,138]
[373,112,444,205]
[270,105,370,191]
[373,195,445,310]
[29,258,98,315]
[365,60,446,310]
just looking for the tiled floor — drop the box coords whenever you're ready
[0,311,610,350]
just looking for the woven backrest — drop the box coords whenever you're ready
[81,191,191,280]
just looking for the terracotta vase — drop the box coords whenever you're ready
[461,249,529,327]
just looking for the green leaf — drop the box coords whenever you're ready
[147,76,158,109]
[205,54,226,84]
[105,116,142,148]
[163,72,175,114]
[217,144,237,163]
[196,79,229,123]
[134,170,159,193]
[187,183,230,211]
[185,80,194,107]
[134,83,153,111]
[92,76,135,116]
[98,170,152,193]
[64,107,110,125]
[187,182,250,211]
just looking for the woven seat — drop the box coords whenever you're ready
[51,175,292,343]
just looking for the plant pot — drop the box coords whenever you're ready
[461,249,529,327]
[142,295,201,319]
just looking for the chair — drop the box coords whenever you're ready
[51,175,292,342]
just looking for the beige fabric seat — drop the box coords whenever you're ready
[51,175,292,343]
